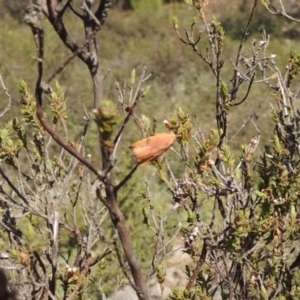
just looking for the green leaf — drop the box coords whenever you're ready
[0,129,11,145]
[141,115,151,133]
[260,0,270,8]
[141,85,151,97]
[130,69,136,86]
[172,16,179,29]
[221,82,229,99]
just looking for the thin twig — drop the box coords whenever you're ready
[0,167,29,206]
[46,29,100,84]
[69,3,84,19]
[231,0,258,100]
[229,115,254,144]
[82,2,101,27]
[262,0,300,22]
[90,248,112,267]
[113,236,136,290]
[185,241,207,290]
[115,164,139,192]
[112,93,141,159]
[232,73,255,106]
[0,74,12,117]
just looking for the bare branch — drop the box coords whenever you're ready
[113,235,136,290]
[94,0,112,27]
[0,75,12,118]
[115,164,139,192]
[230,0,258,102]
[263,0,300,22]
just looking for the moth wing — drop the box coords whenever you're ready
[130,133,176,165]
[130,138,154,164]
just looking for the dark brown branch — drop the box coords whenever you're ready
[69,3,84,19]
[33,251,47,275]
[115,163,139,192]
[83,1,101,28]
[290,252,300,270]
[46,30,99,84]
[96,181,150,299]
[113,92,141,147]
[46,0,56,18]
[90,248,112,267]
[174,26,215,75]
[231,0,258,101]
[94,0,112,27]
[58,0,72,17]
[232,72,255,106]
[47,15,89,63]
[185,240,208,290]
[0,187,24,208]
[0,167,29,205]
[36,107,104,180]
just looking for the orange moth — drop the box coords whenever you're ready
[130,133,176,165]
